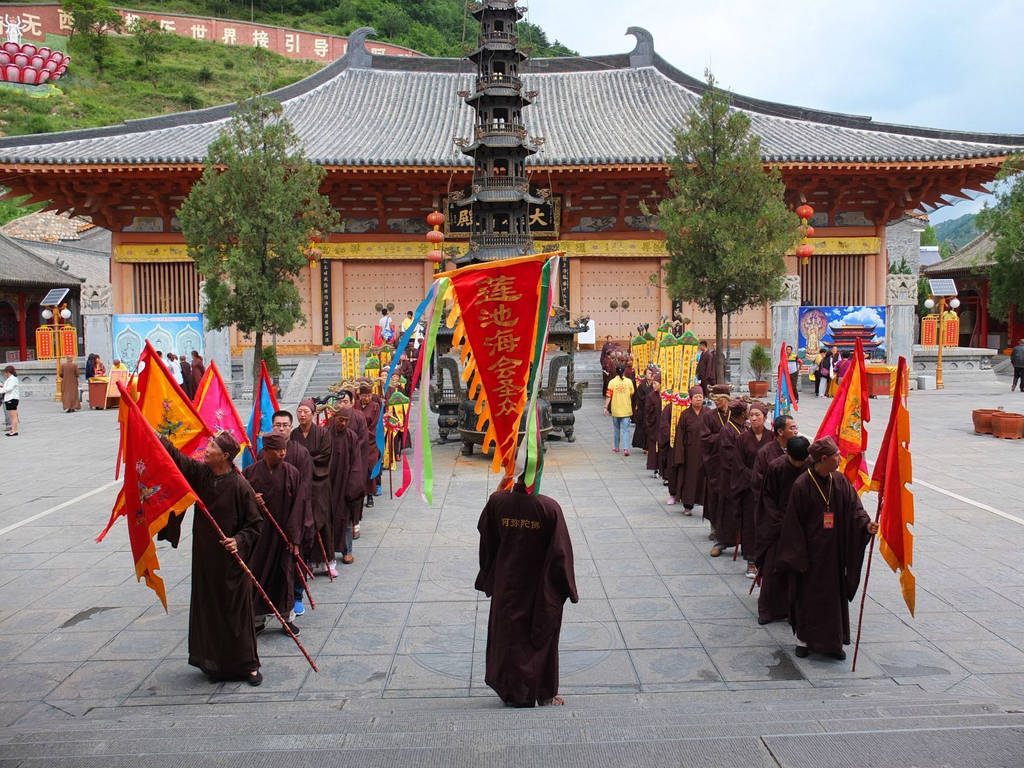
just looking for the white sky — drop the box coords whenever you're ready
[526,0,1024,224]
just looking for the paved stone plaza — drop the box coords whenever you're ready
[2,374,1024,764]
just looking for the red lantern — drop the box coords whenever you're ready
[426,211,446,228]
[426,230,445,244]
[795,204,814,221]
[802,225,815,239]
[796,244,815,263]
[427,249,445,263]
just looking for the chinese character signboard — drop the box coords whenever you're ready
[444,198,560,239]
[35,326,54,360]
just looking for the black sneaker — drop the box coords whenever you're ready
[255,623,267,636]
[284,621,301,636]
[366,496,374,508]
[248,670,263,687]
[794,646,809,658]
[830,649,847,661]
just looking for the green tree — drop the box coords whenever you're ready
[651,72,802,383]
[127,16,166,76]
[62,0,123,73]
[178,97,339,393]
[920,224,939,246]
[977,157,1024,322]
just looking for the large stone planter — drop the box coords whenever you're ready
[991,413,1024,440]
[972,409,999,435]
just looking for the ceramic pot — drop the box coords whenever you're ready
[748,380,769,398]
[991,413,1024,440]
[972,409,999,435]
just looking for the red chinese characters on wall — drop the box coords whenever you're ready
[0,4,422,62]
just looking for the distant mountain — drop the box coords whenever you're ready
[934,213,980,249]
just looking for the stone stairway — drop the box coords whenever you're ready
[302,353,343,401]
[3,690,1024,766]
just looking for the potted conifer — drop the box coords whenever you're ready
[748,344,771,398]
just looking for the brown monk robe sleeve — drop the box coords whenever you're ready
[230,472,265,563]
[839,478,873,600]
[775,473,812,574]
[530,501,579,647]
[474,496,501,599]
[286,441,315,547]
[157,437,209,548]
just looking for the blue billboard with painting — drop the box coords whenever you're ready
[798,306,887,363]
[112,314,204,370]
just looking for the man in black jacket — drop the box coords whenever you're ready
[1011,339,1024,393]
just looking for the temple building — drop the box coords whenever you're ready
[0,26,1021,352]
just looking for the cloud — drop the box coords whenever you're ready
[527,1,1023,134]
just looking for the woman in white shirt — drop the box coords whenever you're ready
[2,365,20,436]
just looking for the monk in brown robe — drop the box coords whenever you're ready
[711,398,748,557]
[751,415,799,500]
[644,378,662,474]
[60,356,80,412]
[159,431,264,685]
[476,481,578,707]
[695,341,717,397]
[337,390,368,532]
[328,404,364,565]
[291,399,335,577]
[631,366,655,452]
[700,388,730,542]
[776,437,878,660]
[179,356,193,398]
[656,390,676,484]
[753,435,809,625]
[668,386,705,515]
[244,433,303,635]
[355,383,382,508]
[190,351,206,393]
[735,402,772,574]
[269,410,314,616]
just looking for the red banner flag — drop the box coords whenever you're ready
[102,341,212,542]
[815,337,871,494]
[445,254,548,479]
[870,357,916,616]
[112,380,199,609]
[194,360,248,455]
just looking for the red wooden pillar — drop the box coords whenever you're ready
[980,280,990,349]
[17,292,27,363]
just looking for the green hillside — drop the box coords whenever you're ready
[125,0,577,58]
[934,212,980,250]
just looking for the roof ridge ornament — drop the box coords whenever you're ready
[627,26,655,68]
[345,27,377,69]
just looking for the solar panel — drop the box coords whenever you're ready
[40,288,69,306]
[928,279,957,297]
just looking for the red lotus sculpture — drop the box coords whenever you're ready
[1,16,70,86]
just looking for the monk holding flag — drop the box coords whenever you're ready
[160,430,265,685]
[776,437,878,661]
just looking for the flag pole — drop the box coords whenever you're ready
[194,499,318,673]
[852,492,883,673]
[316,532,334,582]
[254,493,316,583]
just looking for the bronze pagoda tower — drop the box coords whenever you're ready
[455,0,542,265]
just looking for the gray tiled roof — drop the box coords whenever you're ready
[0,28,1021,168]
[924,231,998,276]
[0,233,84,287]
[11,238,110,284]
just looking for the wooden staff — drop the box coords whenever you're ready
[316,532,334,582]
[733,529,741,562]
[851,493,883,673]
[748,570,761,595]
[195,499,317,673]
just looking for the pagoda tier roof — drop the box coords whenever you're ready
[923,231,998,277]
[0,27,1021,170]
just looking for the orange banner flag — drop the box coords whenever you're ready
[815,337,871,494]
[444,254,548,480]
[112,381,199,609]
[101,341,212,543]
[870,357,916,616]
